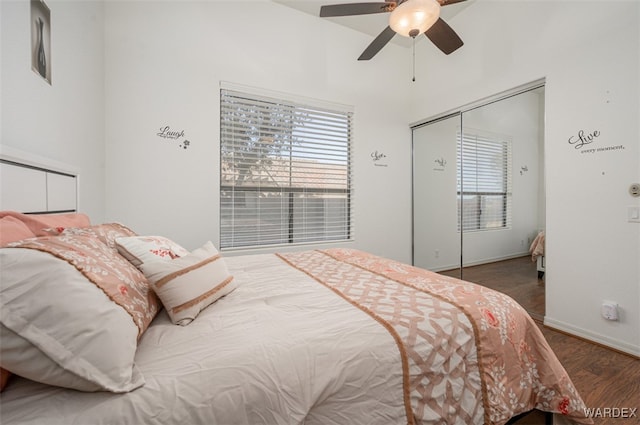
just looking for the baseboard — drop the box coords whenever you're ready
[543,317,640,358]
[462,251,530,268]
[430,252,531,273]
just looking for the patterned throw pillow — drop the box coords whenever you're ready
[115,236,190,269]
[140,241,236,326]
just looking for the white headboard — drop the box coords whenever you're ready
[0,146,78,214]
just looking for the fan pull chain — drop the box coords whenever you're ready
[412,36,416,82]
[407,29,420,82]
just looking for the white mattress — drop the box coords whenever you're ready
[0,254,407,425]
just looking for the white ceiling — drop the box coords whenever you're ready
[272,0,475,48]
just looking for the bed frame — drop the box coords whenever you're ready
[0,147,78,214]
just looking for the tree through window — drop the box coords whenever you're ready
[220,87,354,249]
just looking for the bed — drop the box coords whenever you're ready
[530,231,546,279]
[0,159,591,425]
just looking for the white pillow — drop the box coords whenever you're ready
[116,236,190,268]
[0,247,145,392]
[140,241,236,326]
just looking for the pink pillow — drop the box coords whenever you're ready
[0,216,36,247]
[0,211,91,236]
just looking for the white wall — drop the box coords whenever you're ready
[0,0,106,221]
[103,0,414,262]
[408,0,640,356]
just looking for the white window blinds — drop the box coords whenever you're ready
[457,130,512,232]
[220,87,354,249]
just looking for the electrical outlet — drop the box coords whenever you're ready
[601,301,618,321]
[629,206,640,223]
[434,249,439,259]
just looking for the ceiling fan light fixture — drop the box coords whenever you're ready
[389,0,441,38]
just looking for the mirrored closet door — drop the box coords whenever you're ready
[412,113,463,279]
[412,83,545,318]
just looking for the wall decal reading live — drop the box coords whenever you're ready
[371,150,388,167]
[156,126,191,150]
[568,129,600,149]
[568,129,625,155]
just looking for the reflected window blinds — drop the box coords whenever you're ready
[457,130,512,232]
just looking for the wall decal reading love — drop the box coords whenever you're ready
[371,150,388,167]
[433,157,446,171]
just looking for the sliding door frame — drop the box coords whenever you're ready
[411,78,546,277]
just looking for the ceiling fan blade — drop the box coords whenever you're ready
[438,0,467,6]
[424,18,464,55]
[358,26,396,60]
[320,2,395,17]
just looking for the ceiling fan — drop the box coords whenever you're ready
[320,0,466,60]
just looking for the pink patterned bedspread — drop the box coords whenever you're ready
[8,235,159,336]
[278,248,591,425]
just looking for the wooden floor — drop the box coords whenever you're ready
[440,255,546,321]
[440,257,640,425]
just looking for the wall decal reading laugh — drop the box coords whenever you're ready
[568,129,625,154]
[157,126,184,139]
[156,126,190,150]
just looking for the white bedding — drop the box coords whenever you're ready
[0,254,407,425]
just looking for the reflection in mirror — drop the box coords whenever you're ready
[412,84,545,320]
[459,87,545,320]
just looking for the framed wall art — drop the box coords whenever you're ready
[31,0,51,84]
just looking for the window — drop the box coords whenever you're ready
[457,129,512,232]
[220,86,354,249]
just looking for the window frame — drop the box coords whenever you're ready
[219,84,354,251]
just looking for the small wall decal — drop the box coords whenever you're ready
[156,126,191,150]
[520,165,528,175]
[433,157,447,171]
[568,129,625,155]
[371,150,388,167]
